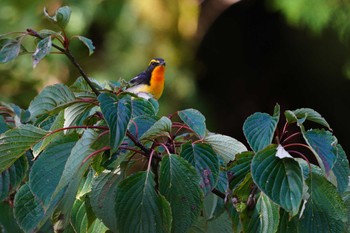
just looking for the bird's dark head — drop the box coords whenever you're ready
[148,58,166,69]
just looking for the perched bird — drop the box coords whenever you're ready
[126,58,166,99]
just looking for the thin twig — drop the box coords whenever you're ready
[26,28,100,96]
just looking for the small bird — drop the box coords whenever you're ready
[126,58,166,100]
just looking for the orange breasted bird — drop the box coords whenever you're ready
[126,58,166,99]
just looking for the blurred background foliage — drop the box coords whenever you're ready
[1,0,350,151]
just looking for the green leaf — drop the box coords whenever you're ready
[128,115,159,139]
[181,142,219,195]
[44,6,72,28]
[0,39,21,63]
[178,108,206,138]
[204,133,247,163]
[332,144,350,194]
[0,202,23,233]
[241,193,280,233]
[228,152,254,190]
[115,171,172,233]
[303,129,337,175]
[189,212,233,233]
[90,170,121,232]
[64,102,97,128]
[0,115,10,133]
[52,129,102,199]
[32,36,52,68]
[14,184,45,232]
[285,108,331,129]
[299,173,347,233]
[131,97,158,117]
[251,145,303,216]
[28,84,76,119]
[139,116,172,141]
[0,124,47,173]
[243,104,280,152]
[75,36,95,55]
[98,93,132,152]
[29,134,78,207]
[159,155,203,233]
[0,156,28,202]
[278,209,298,233]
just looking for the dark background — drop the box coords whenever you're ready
[196,0,350,153]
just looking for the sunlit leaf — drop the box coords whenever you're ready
[251,145,303,216]
[303,129,337,175]
[28,84,76,119]
[159,155,203,233]
[178,108,206,138]
[204,133,247,163]
[181,142,219,195]
[0,125,47,173]
[243,104,280,152]
[32,36,52,68]
[115,171,172,233]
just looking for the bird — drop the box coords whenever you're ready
[126,58,166,100]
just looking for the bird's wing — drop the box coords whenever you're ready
[129,71,149,86]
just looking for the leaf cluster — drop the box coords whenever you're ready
[0,6,349,233]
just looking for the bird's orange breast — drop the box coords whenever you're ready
[149,65,165,99]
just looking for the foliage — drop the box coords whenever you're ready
[0,6,349,233]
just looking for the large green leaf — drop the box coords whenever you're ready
[241,193,280,233]
[204,133,247,163]
[0,124,47,173]
[277,209,298,233]
[251,145,303,216]
[51,129,104,199]
[332,144,350,194]
[181,142,219,195]
[303,129,337,175]
[64,102,97,128]
[159,155,203,233]
[128,115,159,139]
[98,93,132,152]
[14,184,45,232]
[243,104,280,152]
[131,97,158,117]
[0,156,28,201]
[189,212,233,233]
[285,108,330,129]
[29,134,78,208]
[28,84,76,119]
[115,171,172,233]
[178,108,206,138]
[0,115,10,133]
[139,116,172,141]
[299,173,347,233]
[90,170,121,232]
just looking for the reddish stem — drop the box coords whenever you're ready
[82,146,110,163]
[281,132,302,144]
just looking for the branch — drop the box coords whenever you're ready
[26,28,100,96]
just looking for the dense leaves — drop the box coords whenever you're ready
[0,6,348,232]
